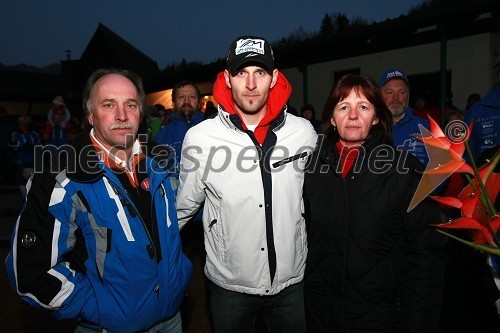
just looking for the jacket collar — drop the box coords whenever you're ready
[218,104,287,134]
[65,132,175,183]
[170,110,204,127]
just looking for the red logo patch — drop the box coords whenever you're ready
[141,178,151,191]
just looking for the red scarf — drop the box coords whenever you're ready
[336,141,359,178]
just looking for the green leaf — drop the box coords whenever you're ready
[436,229,500,256]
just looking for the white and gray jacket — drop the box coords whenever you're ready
[177,107,317,296]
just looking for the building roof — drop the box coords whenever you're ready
[0,23,160,107]
[73,23,160,83]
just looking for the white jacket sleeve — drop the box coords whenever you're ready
[176,130,207,230]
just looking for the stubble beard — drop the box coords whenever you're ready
[178,104,195,121]
[238,97,268,116]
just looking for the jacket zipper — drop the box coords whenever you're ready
[107,176,158,260]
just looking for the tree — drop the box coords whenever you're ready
[319,14,334,36]
[336,13,350,32]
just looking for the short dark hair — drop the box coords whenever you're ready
[300,104,316,117]
[322,74,393,145]
[82,68,145,118]
[171,80,201,102]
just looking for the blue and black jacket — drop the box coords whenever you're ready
[5,133,192,332]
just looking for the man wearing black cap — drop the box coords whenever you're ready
[176,35,317,332]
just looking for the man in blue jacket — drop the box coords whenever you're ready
[464,57,500,315]
[379,68,430,166]
[464,57,500,164]
[154,80,205,176]
[5,68,192,333]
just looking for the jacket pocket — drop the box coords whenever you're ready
[91,224,112,280]
[297,200,307,254]
[208,210,226,264]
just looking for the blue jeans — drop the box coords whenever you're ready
[74,311,182,333]
[209,280,306,333]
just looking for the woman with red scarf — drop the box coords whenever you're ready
[303,74,447,333]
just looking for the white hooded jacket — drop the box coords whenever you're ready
[177,71,317,295]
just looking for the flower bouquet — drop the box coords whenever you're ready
[410,115,499,312]
[410,116,499,254]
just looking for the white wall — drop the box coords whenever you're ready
[282,32,499,116]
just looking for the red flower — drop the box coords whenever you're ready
[416,116,499,252]
[409,117,474,210]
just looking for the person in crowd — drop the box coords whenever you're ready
[412,95,427,118]
[158,104,173,128]
[464,57,500,316]
[412,94,441,123]
[445,91,461,114]
[465,93,481,111]
[0,106,15,184]
[47,95,71,128]
[203,100,218,120]
[46,112,69,147]
[66,116,85,143]
[303,74,447,332]
[287,103,299,116]
[300,103,322,133]
[464,57,500,164]
[379,68,430,166]
[8,115,41,198]
[445,109,465,124]
[154,80,204,172]
[176,35,317,333]
[154,82,206,266]
[5,68,192,333]
[140,104,162,141]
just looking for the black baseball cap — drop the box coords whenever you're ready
[226,35,274,72]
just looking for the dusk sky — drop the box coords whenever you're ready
[1,0,425,69]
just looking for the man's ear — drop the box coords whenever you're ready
[270,69,279,89]
[224,70,232,89]
[87,114,93,126]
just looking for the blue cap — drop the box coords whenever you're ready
[378,69,409,87]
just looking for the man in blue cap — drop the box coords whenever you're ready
[379,68,430,166]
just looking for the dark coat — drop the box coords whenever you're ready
[303,135,447,333]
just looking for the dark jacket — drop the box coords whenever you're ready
[303,134,447,333]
